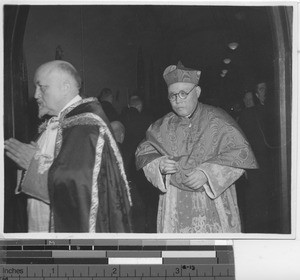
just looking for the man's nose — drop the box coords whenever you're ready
[174,95,182,103]
[34,88,40,99]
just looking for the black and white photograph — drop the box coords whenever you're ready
[1,3,295,237]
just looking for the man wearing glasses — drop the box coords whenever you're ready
[136,62,258,233]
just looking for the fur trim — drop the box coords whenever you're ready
[59,112,132,207]
[60,97,98,119]
[53,109,132,232]
[89,128,105,233]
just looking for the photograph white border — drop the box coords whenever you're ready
[0,0,298,241]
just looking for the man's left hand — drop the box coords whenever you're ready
[183,169,208,191]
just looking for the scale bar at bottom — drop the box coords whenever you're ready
[108,258,163,264]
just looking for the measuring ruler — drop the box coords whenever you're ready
[0,239,235,279]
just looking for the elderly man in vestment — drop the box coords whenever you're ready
[135,62,258,233]
[4,60,132,233]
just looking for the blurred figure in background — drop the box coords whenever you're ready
[255,82,267,106]
[111,120,125,146]
[238,81,275,233]
[242,90,255,108]
[97,88,119,121]
[120,95,158,233]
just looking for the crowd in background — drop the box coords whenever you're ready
[97,88,159,233]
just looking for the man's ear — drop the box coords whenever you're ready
[62,79,71,95]
[196,86,201,98]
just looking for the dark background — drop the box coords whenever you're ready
[23,5,275,117]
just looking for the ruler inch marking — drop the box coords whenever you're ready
[181,264,197,277]
[0,242,235,279]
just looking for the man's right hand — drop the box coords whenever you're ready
[159,156,179,175]
[4,138,38,170]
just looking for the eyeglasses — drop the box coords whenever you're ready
[168,85,197,102]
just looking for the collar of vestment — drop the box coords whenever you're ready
[58,95,82,118]
[38,97,97,133]
[187,102,199,119]
[36,95,84,157]
[175,102,200,126]
[60,97,98,119]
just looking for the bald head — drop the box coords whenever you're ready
[111,121,125,144]
[35,60,81,90]
[129,95,143,112]
[34,60,82,117]
[99,88,113,104]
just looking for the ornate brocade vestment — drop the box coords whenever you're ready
[136,103,258,233]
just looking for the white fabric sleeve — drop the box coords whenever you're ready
[142,156,170,193]
[197,162,244,199]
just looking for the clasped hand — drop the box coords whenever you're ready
[4,138,38,170]
[159,157,207,192]
[159,156,179,175]
[183,169,207,191]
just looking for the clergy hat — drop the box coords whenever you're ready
[163,61,201,87]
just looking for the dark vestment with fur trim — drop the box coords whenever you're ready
[48,98,132,233]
